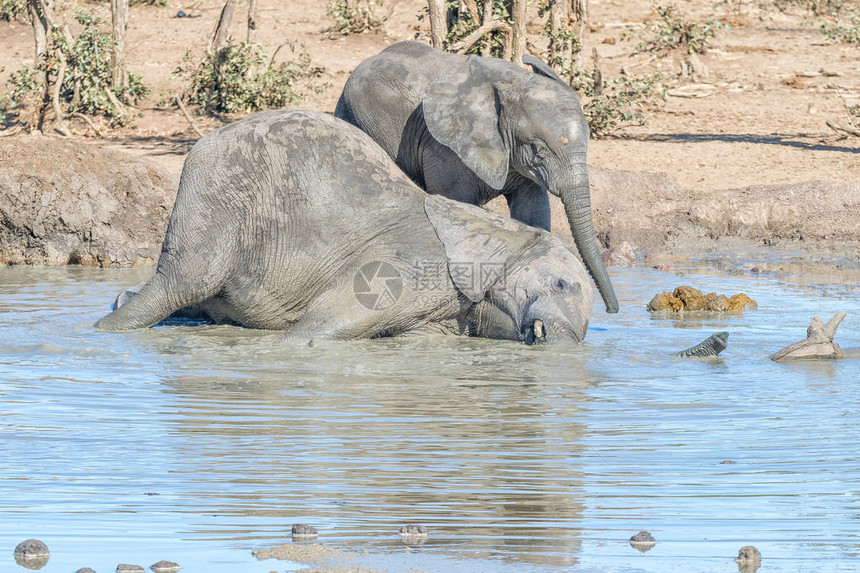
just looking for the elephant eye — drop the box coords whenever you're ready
[530,140,549,156]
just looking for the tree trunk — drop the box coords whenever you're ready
[480,0,492,56]
[110,0,129,88]
[547,0,568,67]
[461,0,480,21]
[27,0,49,58]
[427,0,447,49]
[510,0,526,65]
[571,0,589,66]
[211,0,237,52]
[27,0,54,131]
[246,0,257,43]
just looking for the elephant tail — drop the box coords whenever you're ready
[94,272,181,332]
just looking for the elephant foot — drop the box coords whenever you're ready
[770,312,846,362]
[112,286,141,310]
[675,331,729,357]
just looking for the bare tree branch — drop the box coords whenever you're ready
[110,0,129,87]
[211,0,237,53]
[510,0,526,66]
[246,0,257,43]
[52,55,71,136]
[452,20,513,55]
[70,112,104,137]
[427,0,447,49]
[175,94,205,138]
[480,0,492,56]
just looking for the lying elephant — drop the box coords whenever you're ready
[335,41,618,314]
[95,111,593,344]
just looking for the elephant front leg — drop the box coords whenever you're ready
[506,182,551,232]
[280,296,391,342]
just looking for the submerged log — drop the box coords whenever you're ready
[769,312,846,362]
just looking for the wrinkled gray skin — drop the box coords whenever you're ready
[675,332,729,357]
[335,41,618,314]
[95,111,593,344]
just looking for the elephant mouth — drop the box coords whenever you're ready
[523,318,547,345]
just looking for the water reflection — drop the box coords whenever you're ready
[156,337,591,568]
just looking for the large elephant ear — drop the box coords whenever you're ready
[422,58,509,190]
[424,195,540,302]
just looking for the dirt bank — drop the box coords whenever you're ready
[3,133,856,269]
[0,136,175,266]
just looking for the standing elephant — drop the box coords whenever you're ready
[95,111,593,344]
[334,41,618,314]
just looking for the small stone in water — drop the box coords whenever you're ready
[14,539,49,558]
[150,560,181,573]
[629,530,656,552]
[399,524,428,536]
[117,565,145,573]
[735,545,761,563]
[14,539,50,570]
[291,523,319,537]
[76,569,96,573]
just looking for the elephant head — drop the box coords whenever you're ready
[421,55,618,314]
[425,196,593,344]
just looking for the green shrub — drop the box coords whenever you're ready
[325,0,386,35]
[821,12,860,44]
[176,42,323,115]
[55,10,150,122]
[1,65,39,125]
[1,9,149,128]
[0,0,25,21]
[637,4,724,54]
[444,0,513,58]
[537,1,583,80]
[579,71,666,137]
[771,0,851,17]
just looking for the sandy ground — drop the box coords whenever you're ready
[1,0,857,186]
[1,0,858,270]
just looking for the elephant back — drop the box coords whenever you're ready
[336,41,458,160]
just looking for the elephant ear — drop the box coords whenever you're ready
[522,54,568,87]
[422,58,509,190]
[424,195,540,303]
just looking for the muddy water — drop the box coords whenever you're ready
[1,260,858,573]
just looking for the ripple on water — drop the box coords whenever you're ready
[0,263,858,572]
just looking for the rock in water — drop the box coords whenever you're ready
[735,545,762,572]
[14,539,50,570]
[770,312,846,362]
[629,530,656,552]
[648,286,757,313]
[676,332,729,357]
[150,560,181,573]
[117,565,144,573]
[291,523,319,538]
[399,524,429,545]
[399,524,428,536]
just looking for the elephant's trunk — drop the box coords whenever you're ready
[557,169,619,314]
